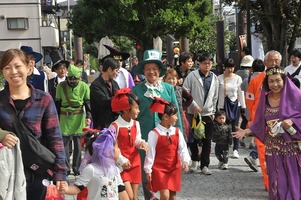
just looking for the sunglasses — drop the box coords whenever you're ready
[68,76,79,81]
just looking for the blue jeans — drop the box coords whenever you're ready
[249,144,258,159]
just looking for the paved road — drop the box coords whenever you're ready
[65,137,269,200]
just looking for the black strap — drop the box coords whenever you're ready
[60,81,76,107]
[291,66,301,77]
[0,93,28,138]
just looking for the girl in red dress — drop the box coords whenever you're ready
[110,88,149,200]
[144,97,190,200]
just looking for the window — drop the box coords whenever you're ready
[7,18,29,30]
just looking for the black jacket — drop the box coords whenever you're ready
[90,75,119,130]
[48,77,60,100]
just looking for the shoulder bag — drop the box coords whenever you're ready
[0,95,56,175]
[223,76,239,121]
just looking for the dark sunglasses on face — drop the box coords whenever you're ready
[68,76,79,81]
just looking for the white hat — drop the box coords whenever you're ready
[240,55,254,68]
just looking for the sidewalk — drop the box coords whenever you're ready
[65,137,268,199]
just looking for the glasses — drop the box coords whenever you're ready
[128,128,133,147]
[166,132,172,144]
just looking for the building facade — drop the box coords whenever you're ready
[0,0,66,65]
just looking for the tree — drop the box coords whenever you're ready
[224,0,301,65]
[70,0,214,56]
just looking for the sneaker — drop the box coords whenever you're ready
[233,150,239,158]
[222,163,228,170]
[190,161,198,172]
[217,161,223,169]
[240,140,246,147]
[201,166,212,175]
[244,156,259,172]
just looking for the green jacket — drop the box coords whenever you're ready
[56,81,90,135]
[132,81,183,141]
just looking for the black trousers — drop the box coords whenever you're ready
[187,114,213,170]
[215,143,229,164]
[63,135,82,174]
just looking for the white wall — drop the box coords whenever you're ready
[0,0,41,53]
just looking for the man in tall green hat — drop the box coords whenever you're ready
[55,64,92,175]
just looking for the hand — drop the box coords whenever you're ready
[232,128,248,140]
[146,173,152,181]
[193,106,202,115]
[182,162,189,173]
[140,141,149,154]
[85,118,91,127]
[122,161,131,170]
[2,134,18,148]
[281,119,293,130]
[178,78,183,85]
[57,181,68,193]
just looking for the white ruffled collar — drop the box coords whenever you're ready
[144,80,164,99]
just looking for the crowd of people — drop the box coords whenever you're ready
[0,44,301,200]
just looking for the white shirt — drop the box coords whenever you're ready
[109,116,145,168]
[74,163,120,200]
[217,74,246,109]
[114,67,132,88]
[285,63,301,88]
[144,124,191,174]
[57,76,66,84]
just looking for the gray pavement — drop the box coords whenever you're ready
[64,137,269,199]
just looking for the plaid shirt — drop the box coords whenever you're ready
[0,85,67,181]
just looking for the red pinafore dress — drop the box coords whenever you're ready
[112,120,141,183]
[149,128,181,192]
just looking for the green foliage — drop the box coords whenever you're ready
[189,14,218,54]
[224,0,301,64]
[70,0,213,50]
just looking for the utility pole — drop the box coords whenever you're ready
[216,0,225,70]
[246,0,252,52]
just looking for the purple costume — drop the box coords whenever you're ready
[250,77,301,199]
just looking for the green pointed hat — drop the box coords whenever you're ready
[68,64,82,78]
